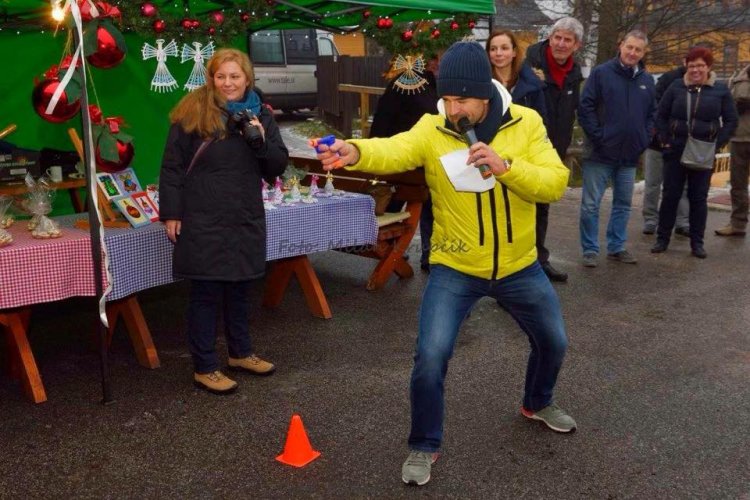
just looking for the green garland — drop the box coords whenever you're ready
[361,13,475,59]
[114,1,273,46]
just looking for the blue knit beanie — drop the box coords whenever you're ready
[437,41,493,99]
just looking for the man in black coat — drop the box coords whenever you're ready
[524,17,584,283]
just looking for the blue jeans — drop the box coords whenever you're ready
[408,263,568,452]
[580,160,637,255]
[186,280,253,373]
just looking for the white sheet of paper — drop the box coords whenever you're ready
[439,148,497,193]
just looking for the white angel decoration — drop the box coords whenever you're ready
[142,39,179,93]
[181,41,215,91]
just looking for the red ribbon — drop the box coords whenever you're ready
[44,56,80,79]
[104,117,123,134]
[44,65,60,80]
[88,104,124,133]
[79,1,121,21]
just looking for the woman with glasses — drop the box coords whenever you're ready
[651,47,738,258]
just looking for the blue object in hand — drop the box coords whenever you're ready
[310,134,336,153]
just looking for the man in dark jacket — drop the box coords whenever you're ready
[641,65,690,236]
[578,30,656,267]
[524,17,584,283]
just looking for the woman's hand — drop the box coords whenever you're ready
[164,219,181,243]
[315,139,360,170]
[250,115,265,141]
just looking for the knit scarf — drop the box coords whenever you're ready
[226,89,262,116]
[445,85,505,144]
[545,45,574,88]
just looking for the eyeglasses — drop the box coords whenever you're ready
[687,63,707,69]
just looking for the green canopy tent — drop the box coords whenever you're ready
[3,0,495,190]
[1,0,494,404]
[3,1,495,32]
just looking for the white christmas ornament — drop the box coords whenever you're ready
[181,41,215,91]
[142,39,179,93]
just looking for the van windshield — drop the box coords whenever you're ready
[249,29,319,65]
[250,31,284,65]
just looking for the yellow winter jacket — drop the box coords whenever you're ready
[348,104,568,280]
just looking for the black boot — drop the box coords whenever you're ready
[541,262,568,282]
[651,240,669,253]
[691,246,707,259]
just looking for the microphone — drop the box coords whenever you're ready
[457,117,492,179]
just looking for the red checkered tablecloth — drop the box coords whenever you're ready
[0,194,377,311]
[0,222,95,309]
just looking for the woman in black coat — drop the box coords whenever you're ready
[652,47,737,258]
[160,48,288,394]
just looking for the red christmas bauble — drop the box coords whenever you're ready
[211,11,224,24]
[86,25,126,69]
[266,0,275,5]
[240,12,250,23]
[32,79,81,123]
[140,2,157,17]
[190,19,200,29]
[208,27,216,36]
[401,30,413,42]
[181,18,192,30]
[362,9,371,19]
[468,20,476,29]
[96,140,134,173]
[376,18,387,29]
[450,21,459,30]
[385,18,393,28]
[153,19,166,33]
[431,28,440,39]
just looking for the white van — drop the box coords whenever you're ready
[248,28,338,113]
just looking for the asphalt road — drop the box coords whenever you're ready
[2,184,748,498]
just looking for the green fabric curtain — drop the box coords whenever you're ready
[1,0,494,214]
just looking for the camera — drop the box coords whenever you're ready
[229,109,264,149]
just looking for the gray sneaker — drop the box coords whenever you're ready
[401,451,438,486]
[521,404,577,433]
[582,253,598,268]
[607,250,637,264]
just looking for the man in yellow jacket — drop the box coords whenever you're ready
[316,41,575,486]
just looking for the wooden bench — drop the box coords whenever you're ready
[290,156,428,290]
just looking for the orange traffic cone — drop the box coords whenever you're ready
[276,414,321,467]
